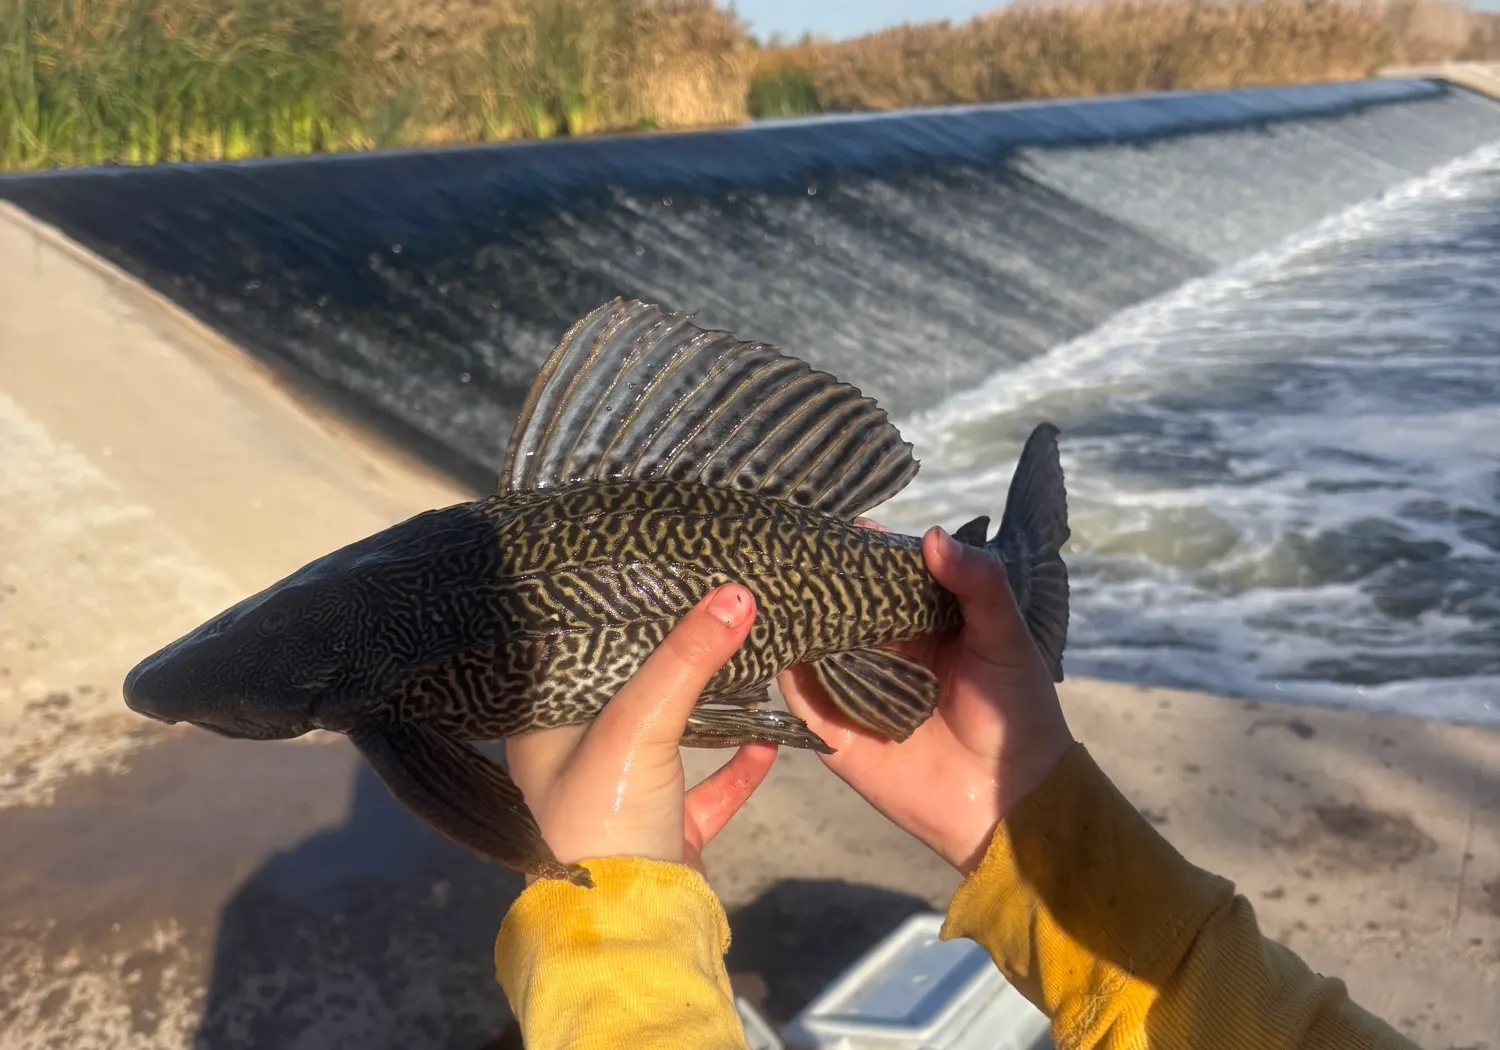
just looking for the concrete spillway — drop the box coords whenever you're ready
[4,77,1500,487]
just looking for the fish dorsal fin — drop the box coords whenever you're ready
[499,299,919,520]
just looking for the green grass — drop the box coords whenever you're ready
[0,0,363,171]
[746,64,820,119]
[0,0,748,171]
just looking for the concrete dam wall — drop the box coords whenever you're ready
[4,76,1500,490]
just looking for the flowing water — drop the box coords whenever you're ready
[6,87,1499,725]
[879,144,1500,725]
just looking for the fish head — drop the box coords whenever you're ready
[123,568,379,741]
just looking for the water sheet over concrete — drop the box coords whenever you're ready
[4,78,1500,487]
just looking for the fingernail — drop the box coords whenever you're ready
[933,526,960,561]
[707,584,751,628]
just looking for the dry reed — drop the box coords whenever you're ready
[4,0,1496,171]
[753,0,1395,115]
[748,0,1500,116]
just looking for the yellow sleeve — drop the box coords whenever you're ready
[942,744,1417,1050]
[494,855,750,1050]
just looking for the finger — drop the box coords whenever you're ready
[504,723,587,800]
[777,664,899,770]
[683,742,778,846]
[922,526,1034,664]
[590,583,757,749]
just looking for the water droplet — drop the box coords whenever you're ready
[391,243,403,254]
[460,372,471,383]
[807,185,817,196]
[635,245,645,256]
[661,197,672,207]
[316,294,329,307]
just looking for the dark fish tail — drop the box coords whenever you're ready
[955,422,1071,682]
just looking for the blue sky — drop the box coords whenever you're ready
[734,0,999,41]
[733,0,1500,43]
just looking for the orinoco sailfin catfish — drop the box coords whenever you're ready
[123,298,1071,888]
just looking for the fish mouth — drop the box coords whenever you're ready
[122,658,174,721]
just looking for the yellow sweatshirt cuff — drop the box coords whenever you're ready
[495,856,747,1050]
[941,743,1236,1044]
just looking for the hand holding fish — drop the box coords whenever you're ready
[505,583,779,884]
[780,523,1075,875]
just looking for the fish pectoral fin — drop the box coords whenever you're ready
[710,684,773,708]
[347,719,592,888]
[683,705,834,753]
[499,298,918,520]
[809,648,938,742]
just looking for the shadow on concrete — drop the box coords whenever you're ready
[189,760,526,1050]
[725,878,934,1026]
[188,762,932,1046]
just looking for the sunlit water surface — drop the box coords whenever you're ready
[878,144,1500,725]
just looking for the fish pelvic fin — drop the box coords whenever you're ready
[500,298,918,520]
[683,703,834,753]
[347,718,593,888]
[809,648,939,742]
[988,422,1071,683]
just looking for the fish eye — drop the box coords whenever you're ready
[258,611,288,638]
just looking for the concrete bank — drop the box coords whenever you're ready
[1383,61,1500,100]
[4,195,1500,1050]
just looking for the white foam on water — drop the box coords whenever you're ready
[877,141,1500,725]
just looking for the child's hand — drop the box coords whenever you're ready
[506,584,777,880]
[780,523,1074,874]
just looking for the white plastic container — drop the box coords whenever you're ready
[739,996,786,1050]
[780,913,1052,1050]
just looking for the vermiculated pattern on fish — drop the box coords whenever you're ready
[123,298,1071,887]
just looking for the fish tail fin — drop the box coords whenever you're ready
[958,423,1071,682]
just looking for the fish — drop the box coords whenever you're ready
[122,297,1071,888]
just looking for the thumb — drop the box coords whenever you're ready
[922,526,1034,666]
[590,583,756,750]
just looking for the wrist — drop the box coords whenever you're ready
[932,799,1006,876]
[937,731,1076,875]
